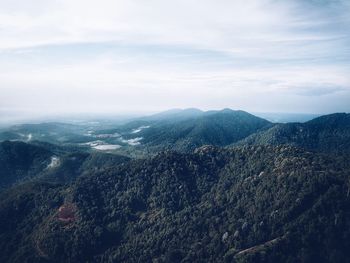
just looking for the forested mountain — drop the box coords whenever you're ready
[1,110,350,263]
[237,113,350,155]
[0,122,94,144]
[0,141,130,191]
[110,109,272,154]
[1,145,350,263]
[0,140,54,190]
[0,109,271,157]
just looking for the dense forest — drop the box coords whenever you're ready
[238,113,350,155]
[0,140,130,190]
[1,111,350,262]
[1,145,350,262]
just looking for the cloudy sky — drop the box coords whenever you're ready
[0,0,349,120]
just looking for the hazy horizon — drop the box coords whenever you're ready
[0,107,329,127]
[1,0,350,119]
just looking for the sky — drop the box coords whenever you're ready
[0,0,349,121]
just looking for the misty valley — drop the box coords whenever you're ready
[1,109,350,263]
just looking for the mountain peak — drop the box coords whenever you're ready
[220,108,235,113]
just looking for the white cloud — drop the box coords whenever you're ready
[0,0,346,54]
[0,0,349,117]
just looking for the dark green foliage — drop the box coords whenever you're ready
[0,141,130,191]
[0,182,64,263]
[40,152,130,184]
[1,111,350,262]
[117,109,271,153]
[238,113,350,155]
[0,140,53,190]
[0,109,272,157]
[1,145,350,262]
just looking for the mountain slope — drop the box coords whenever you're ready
[0,140,54,190]
[237,113,350,154]
[108,109,272,154]
[0,141,130,190]
[1,145,350,262]
[0,109,272,156]
[0,122,99,145]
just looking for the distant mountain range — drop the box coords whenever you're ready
[2,109,348,156]
[0,109,272,156]
[253,112,320,123]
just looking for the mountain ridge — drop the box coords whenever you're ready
[236,112,350,155]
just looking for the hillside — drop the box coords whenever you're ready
[0,122,96,144]
[1,145,350,262]
[237,113,350,155]
[0,109,271,157]
[0,141,130,190]
[103,109,272,154]
[0,140,54,190]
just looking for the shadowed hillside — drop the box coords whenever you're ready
[104,109,272,154]
[1,145,349,263]
[0,141,130,191]
[0,141,53,190]
[237,113,350,155]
